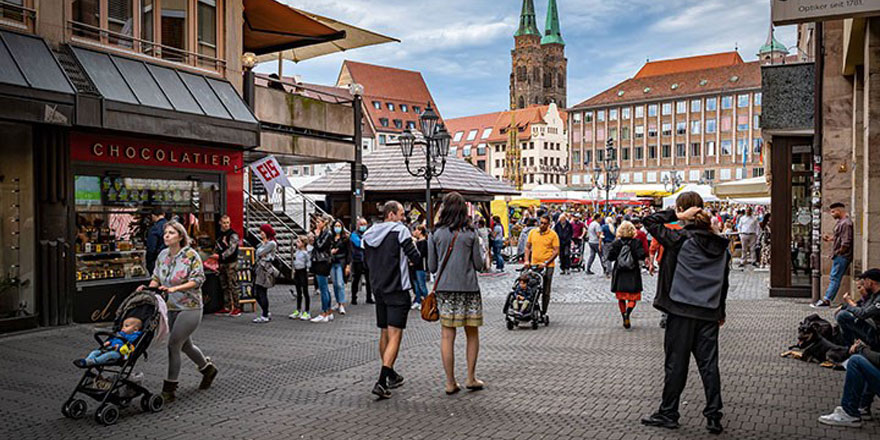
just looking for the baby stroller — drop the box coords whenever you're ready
[62,288,165,425]
[504,266,550,330]
[569,241,586,272]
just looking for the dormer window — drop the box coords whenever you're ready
[730,76,739,83]
[671,83,679,90]
[699,79,709,86]
[617,90,625,97]
[643,87,651,93]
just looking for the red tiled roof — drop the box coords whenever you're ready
[337,60,440,134]
[634,52,743,78]
[485,105,566,143]
[572,61,761,109]
[446,111,501,155]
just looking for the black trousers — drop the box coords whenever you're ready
[659,314,723,421]
[254,284,269,318]
[559,242,571,271]
[351,260,372,302]
[293,269,310,312]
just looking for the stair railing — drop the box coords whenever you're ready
[277,185,349,233]
[244,189,297,270]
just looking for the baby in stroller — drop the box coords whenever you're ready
[511,275,533,315]
[74,317,143,367]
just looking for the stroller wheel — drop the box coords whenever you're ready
[506,320,514,330]
[95,403,119,426]
[141,393,164,413]
[531,320,539,330]
[63,398,87,419]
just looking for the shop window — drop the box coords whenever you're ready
[0,124,35,322]
[720,168,732,180]
[71,0,224,71]
[646,172,657,183]
[689,170,700,181]
[633,172,643,183]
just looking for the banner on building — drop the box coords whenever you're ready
[250,155,291,197]
[772,0,880,26]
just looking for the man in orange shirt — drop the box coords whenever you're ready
[525,215,560,315]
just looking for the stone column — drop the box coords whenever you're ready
[863,18,880,271]
[821,20,854,300]
[851,66,864,287]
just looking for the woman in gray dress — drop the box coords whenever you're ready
[428,192,486,394]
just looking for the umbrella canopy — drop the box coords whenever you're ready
[662,184,719,208]
[248,0,399,63]
[713,177,770,199]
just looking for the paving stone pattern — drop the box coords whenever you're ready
[1,267,877,440]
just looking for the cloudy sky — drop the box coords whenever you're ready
[258,0,797,119]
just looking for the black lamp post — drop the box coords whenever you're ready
[590,138,619,213]
[399,103,451,227]
[661,170,683,193]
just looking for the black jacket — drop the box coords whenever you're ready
[412,239,428,271]
[842,289,880,328]
[311,229,332,276]
[330,233,351,266]
[608,237,647,293]
[644,209,731,321]
[363,222,421,304]
[554,221,574,245]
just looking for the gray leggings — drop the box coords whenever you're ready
[167,309,208,382]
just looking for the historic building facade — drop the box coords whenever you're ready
[510,0,567,109]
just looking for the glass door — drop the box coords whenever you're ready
[790,146,813,287]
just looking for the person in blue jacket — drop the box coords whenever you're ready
[145,208,167,275]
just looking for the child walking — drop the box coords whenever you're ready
[289,238,312,320]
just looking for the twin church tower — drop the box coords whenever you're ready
[510,0,567,110]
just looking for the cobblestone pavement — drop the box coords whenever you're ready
[1,267,877,440]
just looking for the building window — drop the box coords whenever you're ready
[706,119,717,133]
[676,101,687,114]
[721,116,732,131]
[721,96,733,109]
[689,170,700,181]
[621,148,630,160]
[675,143,685,157]
[703,169,716,181]
[753,167,765,177]
[476,144,486,156]
[584,150,592,165]
[676,122,686,135]
[737,138,748,155]
[754,92,762,106]
[720,168,731,180]
[737,94,750,108]
[635,146,644,160]
[379,134,386,145]
[706,97,717,111]
[609,109,618,121]
[648,146,657,159]
[648,104,658,117]
[736,168,743,180]
[413,105,421,113]
[633,172,644,183]
[691,120,701,135]
[585,112,593,122]
[406,121,416,129]
[737,115,749,131]
[621,126,630,140]
[646,172,658,183]
[450,146,457,156]
[453,131,464,142]
[662,123,672,137]
[596,110,605,122]
[754,115,761,130]
[373,101,382,109]
[662,144,671,158]
[609,127,617,140]
[400,104,408,112]
[635,125,644,139]
[380,118,389,127]
[466,129,478,141]
[648,124,657,138]
[622,107,631,119]
[635,105,644,118]
[706,141,716,156]
[753,138,764,155]
[721,140,732,155]
[462,145,471,157]
[691,99,701,113]
[690,142,700,156]
[387,103,395,111]
[481,128,492,139]
[662,102,672,115]
[597,149,605,162]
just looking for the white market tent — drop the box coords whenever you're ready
[713,176,770,199]
[662,184,719,208]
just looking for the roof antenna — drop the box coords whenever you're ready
[735,42,739,52]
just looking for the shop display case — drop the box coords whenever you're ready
[76,250,149,286]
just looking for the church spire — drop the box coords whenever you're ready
[514,0,540,38]
[541,0,564,45]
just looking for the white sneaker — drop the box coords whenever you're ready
[310,314,326,323]
[411,302,420,310]
[819,406,862,427]
[331,304,339,311]
[300,312,311,321]
[327,313,335,322]
[339,305,346,315]
[288,310,301,319]
[252,316,270,323]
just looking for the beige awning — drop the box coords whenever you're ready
[252,4,399,64]
[713,176,770,198]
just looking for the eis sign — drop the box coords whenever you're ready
[772,0,880,25]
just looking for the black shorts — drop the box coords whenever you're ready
[376,299,410,329]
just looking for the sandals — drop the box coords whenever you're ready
[445,383,461,395]
[465,380,485,391]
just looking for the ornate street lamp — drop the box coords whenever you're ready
[400,103,450,227]
[661,170,683,193]
[590,138,619,213]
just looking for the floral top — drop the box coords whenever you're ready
[151,246,206,311]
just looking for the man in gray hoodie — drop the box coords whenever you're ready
[363,201,422,399]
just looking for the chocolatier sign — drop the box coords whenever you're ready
[70,133,242,172]
[772,0,880,25]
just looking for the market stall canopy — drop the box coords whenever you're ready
[713,177,770,199]
[245,0,399,62]
[662,184,719,208]
[299,146,518,200]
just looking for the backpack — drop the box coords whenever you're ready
[669,234,730,310]
[616,241,637,271]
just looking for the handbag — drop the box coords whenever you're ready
[421,231,459,322]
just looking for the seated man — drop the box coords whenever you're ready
[835,269,880,347]
[818,339,880,427]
